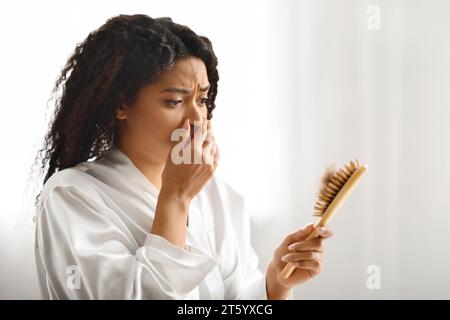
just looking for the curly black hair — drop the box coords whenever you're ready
[37,14,219,185]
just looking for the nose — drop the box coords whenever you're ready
[185,102,206,127]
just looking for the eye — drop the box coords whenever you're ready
[198,97,209,106]
[165,100,182,108]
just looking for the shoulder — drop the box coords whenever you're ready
[38,165,105,210]
[35,165,119,236]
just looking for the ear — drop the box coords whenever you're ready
[116,103,127,120]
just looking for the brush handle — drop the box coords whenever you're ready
[280,165,368,280]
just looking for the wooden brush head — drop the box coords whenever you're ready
[313,159,363,218]
[280,159,367,279]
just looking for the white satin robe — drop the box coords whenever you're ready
[34,146,284,300]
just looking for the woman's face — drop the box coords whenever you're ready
[115,56,210,163]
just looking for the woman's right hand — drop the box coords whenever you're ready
[160,118,220,205]
[152,119,219,247]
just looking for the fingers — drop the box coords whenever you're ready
[202,120,213,147]
[186,120,207,164]
[181,119,194,150]
[280,251,323,275]
[190,119,210,149]
[320,227,333,238]
[181,119,191,145]
[308,226,333,240]
[213,144,220,167]
[280,224,332,276]
[178,119,219,167]
[288,238,324,253]
[281,251,321,263]
[307,226,322,239]
[202,141,216,165]
[181,120,206,146]
[287,260,322,274]
[285,223,315,244]
[202,121,220,166]
[194,120,207,147]
[201,119,208,143]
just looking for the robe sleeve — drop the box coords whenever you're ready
[215,179,294,300]
[36,184,217,299]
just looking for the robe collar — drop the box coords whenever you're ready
[102,145,161,199]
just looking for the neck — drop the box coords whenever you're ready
[115,141,166,192]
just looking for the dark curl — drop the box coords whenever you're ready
[38,14,219,185]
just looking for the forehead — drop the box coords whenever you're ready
[154,57,209,88]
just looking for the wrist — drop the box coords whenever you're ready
[266,262,292,300]
[158,187,192,208]
[151,188,190,248]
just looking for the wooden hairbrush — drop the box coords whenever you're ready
[280,159,368,279]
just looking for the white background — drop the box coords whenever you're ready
[1,0,449,299]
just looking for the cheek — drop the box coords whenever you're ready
[140,107,185,144]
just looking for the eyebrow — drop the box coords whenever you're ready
[160,85,210,94]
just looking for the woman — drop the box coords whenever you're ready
[34,14,333,299]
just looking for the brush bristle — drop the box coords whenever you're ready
[313,159,360,217]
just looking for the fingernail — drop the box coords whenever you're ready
[319,227,326,235]
[281,255,289,262]
[288,244,295,250]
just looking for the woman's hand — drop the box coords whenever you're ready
[266,223,333,299]
[151,119,219,247]
[160,118,220,204]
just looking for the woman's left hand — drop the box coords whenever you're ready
[266,223,333,299]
